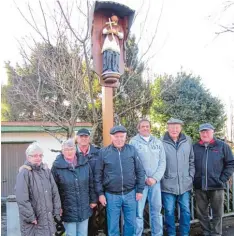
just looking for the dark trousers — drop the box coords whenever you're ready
[195,189,224,236]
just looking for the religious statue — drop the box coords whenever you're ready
[101,15,124,77]
[91,1,135,87]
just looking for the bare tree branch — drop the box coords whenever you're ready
[39,0,51,44]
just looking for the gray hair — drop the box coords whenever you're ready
[25,142,43,157]
[62,138,75,149]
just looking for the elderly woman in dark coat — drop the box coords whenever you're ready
[51,139,97,236]
[15,142,61,236]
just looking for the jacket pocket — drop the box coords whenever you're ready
[213,155,223,175]
[183,176,193,191]
[161,175,178,193]
[208,177,224,188]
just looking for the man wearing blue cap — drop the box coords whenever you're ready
[95,125,145,236]
[75,128,99,236]
[193,123,234,236]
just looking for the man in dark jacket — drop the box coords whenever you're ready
[95,125,145,236]
[194,123,234,236]
[75,128,100,236]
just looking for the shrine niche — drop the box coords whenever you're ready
[91,1,135,87]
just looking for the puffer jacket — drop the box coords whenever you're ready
[95,144,145,196]
[15,161,61,236]
[129,134,166,181]
[193,138,234,190]
[161,132,195,195]
[51,153,96,222]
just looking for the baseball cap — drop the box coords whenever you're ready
[76,128,90,136]
[110,125,127,135]
[199,123,215,132]
[167,118,184,125]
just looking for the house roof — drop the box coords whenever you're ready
[1,121,92,133]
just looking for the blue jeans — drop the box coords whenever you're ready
[162,191,191,236]
[135,182,163,236]
[64,219,89,236]
[105,189,136,236]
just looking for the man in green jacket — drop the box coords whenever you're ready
[161,118,195,236]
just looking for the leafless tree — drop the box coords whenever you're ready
[216,1,234,35]
[5,0,164,144]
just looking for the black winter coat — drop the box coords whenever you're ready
[51,154,97,222]
[95,144,145,196]
[193,138,234,190]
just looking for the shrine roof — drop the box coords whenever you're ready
[94,1,135,27]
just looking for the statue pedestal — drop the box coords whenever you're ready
[102,72,120,84]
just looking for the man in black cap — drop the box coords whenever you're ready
[95,125,145,236]
[193,123,234,236]
[75,128,99,236]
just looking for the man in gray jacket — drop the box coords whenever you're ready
[130,119,166,236]
[161,118,195,236]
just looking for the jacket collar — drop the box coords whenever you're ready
[53,153,88,169]
[77,145,90,156]
[135,134,153,143]
[76,144,99,158]
[163,131,186,144]
[19,160,49,171]
[110,144,126,151]
[198,138,216,147]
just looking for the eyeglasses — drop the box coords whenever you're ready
[63,148,75,152]
[29,154,43,158]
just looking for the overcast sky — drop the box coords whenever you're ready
[1,0,234,107]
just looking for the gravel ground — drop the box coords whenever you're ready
[189,216,234,236]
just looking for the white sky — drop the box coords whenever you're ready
[1,0,234,107]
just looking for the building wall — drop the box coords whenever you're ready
[1,132,63,168]
[1,142,30,197]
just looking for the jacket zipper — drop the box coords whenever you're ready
[164,139,185,194]
[176,147,180,194]
[118,151,124,195]
[205,147,208,190]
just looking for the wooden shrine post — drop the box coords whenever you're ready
[102,87,113,145]
[91,1,135,146]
